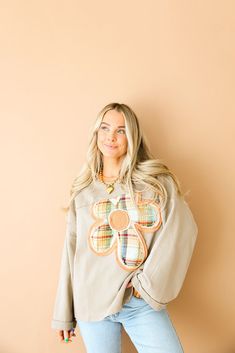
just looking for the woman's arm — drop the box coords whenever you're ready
[51,200,77,331]
[131,176,198,309]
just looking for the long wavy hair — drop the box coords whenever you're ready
[62,102,184,212]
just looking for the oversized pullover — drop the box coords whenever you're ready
[51,175,198,330]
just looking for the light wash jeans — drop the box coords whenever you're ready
[77,296,184,353]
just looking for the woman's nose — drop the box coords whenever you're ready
[107,131,116,140]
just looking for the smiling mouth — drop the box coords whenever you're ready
[104,144,117,149]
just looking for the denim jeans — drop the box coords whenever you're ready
[77,296,184,353]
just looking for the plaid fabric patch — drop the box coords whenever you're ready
[88,193,162,271]
[91,223,115,253]
[137,202,159,228]
[93,199,116,219]
[117,225,146,268]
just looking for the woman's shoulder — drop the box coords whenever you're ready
[133,174,177,196]
[73,182,96,208]
[157,174,178,192]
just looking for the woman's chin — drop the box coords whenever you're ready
[101,147,119,156]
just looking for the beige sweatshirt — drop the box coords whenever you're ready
[51,175,198,330]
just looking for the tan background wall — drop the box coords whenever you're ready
[0,1,234,352]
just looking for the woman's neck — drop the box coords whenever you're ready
[102,159,122,178]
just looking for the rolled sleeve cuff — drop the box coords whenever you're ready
[51,319,77,331]
[131,273,168,311]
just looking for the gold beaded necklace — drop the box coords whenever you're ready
[98,168,120,194]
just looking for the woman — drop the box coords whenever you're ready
[51,102,198,353]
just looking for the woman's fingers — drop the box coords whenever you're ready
[63,330,72,343]
[58,330,64,340]
[58,329,75,343]
[69,329,76,337]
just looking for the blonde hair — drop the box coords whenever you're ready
[62,102,184,212]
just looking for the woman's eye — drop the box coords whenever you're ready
[99,126,125,134]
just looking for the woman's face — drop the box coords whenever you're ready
[97,109,128,160]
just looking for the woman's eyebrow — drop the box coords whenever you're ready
[100,122,125,128]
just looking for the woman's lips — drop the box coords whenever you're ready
[104,144,117,149]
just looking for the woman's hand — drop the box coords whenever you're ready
[126,280,133,288]
[58,329,76,343]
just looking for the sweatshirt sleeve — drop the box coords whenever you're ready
[51,200,77,330]
[131,176,198,310]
